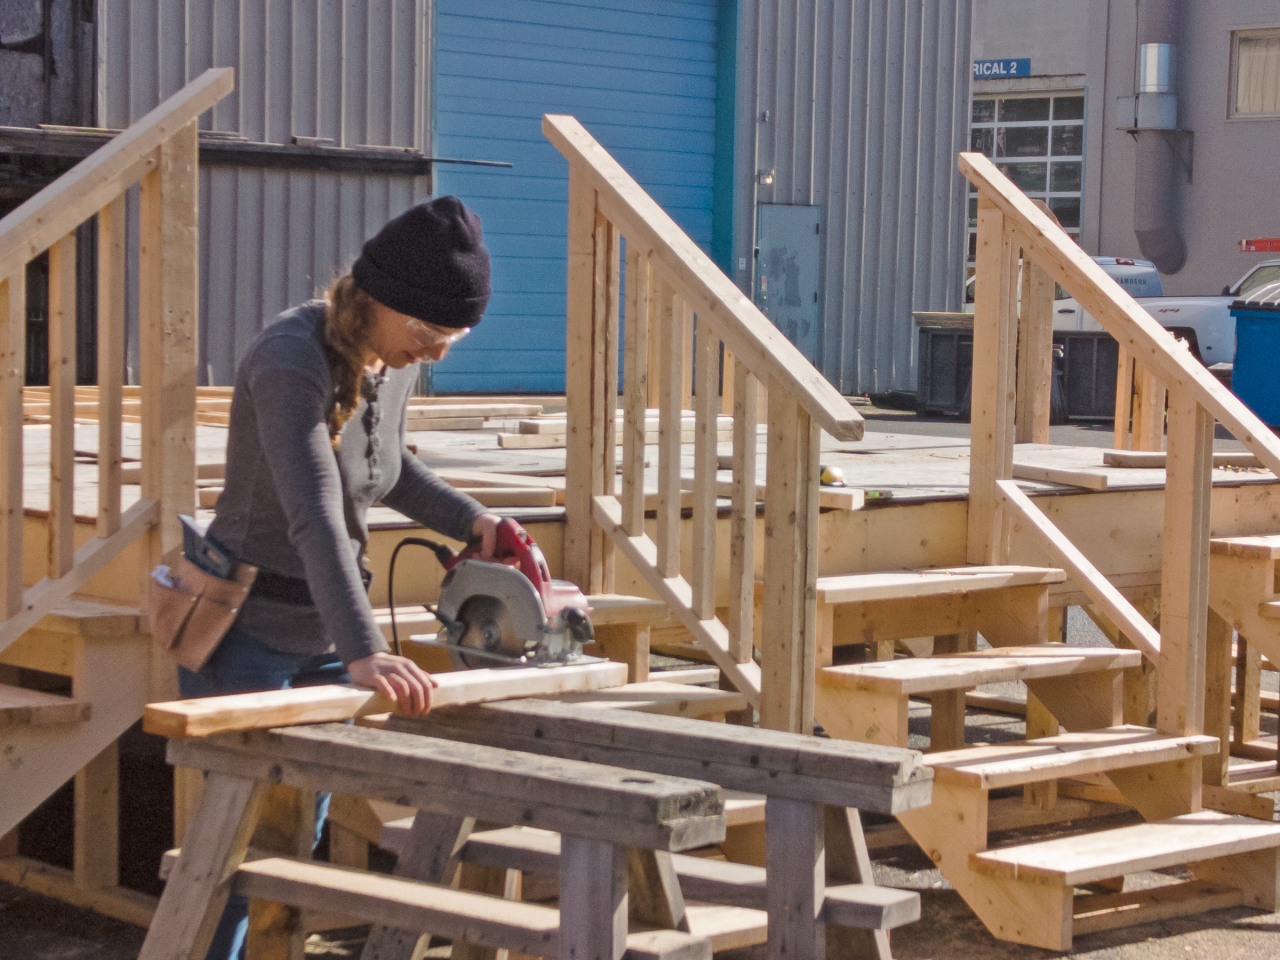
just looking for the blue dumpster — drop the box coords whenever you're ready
[1232,279,1280,425]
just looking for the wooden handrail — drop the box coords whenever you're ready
[0,68,233,278]
[544,114,863,442]
[960,151,1280,476]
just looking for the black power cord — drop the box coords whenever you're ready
[387,537,456,656]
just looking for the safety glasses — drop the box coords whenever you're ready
[405,318,470,349]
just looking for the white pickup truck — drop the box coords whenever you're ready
[1053,257,1280,365]
[967,257,1280,364]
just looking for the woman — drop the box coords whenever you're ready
[184,196,506,960]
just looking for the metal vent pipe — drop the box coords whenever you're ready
[1133,0,1185,274]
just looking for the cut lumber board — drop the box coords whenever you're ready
[924,726,1218,790]
[818,644,1140,696]
[518,414,734,435]
[0,684,92,726]
[537,680,747,717]
[451,486,558,507]
[233,856,710,960]
[971,810,1280,885]
[406,403,543,419]
[1103,449,1263,469]
[1072,879,1244,936]
[815,565,1065,605]
[1210,534,1280,560]
[498,428,732,449]
[143,661,628,738]
[1011,463,1108,490]
[404,416,485,431]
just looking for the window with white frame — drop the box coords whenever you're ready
[1232,28,1280,118]
[965,94,1084,297]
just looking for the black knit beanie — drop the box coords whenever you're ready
[351,196,491,329]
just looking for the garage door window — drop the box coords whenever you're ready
[966,94,1084,296]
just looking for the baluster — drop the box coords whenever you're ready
[98,196,126,537]
[656,283,682,579]
[1114,346,1134,450]
[0,272,25,616]
[689,318,719,620]
[967,198,1019,565]
[595,217,620,593]
[48,232,77,578]
[720,346,735,416]
[680,299,694,414]
[621,248,651,537]
[1015,253,1054,445]
[1138,365,1167,452]
[760,384,820,733]
[728,360,759,664]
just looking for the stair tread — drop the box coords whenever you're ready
[925,726,1218,789]
[1210,535,1280,560]
[38,600,142,637]
[1258,601,1280,620]
[971,811,1280,885]
[815,565,1066,605]
[817,644,1141,695]
[0,683,91,726]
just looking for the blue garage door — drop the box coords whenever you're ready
[431,0,719,393]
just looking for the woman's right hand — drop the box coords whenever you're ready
[347,651,437,715]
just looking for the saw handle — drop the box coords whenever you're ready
[446,518,551,591]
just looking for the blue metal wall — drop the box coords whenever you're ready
[431,0,720,393]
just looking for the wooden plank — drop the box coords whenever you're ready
[1203,610,1233,788]
[818,644,1140,696]
[925,726,1217,790]
[97,195,126,536]
[451,487,557,508]
[135,773,264,960]
[543,116,863,442]
[1113,346,1133,449]
[970,810,1280,886]
[1011,462,1108,491]
[824,805,892,959]
[967,203,1018,565]
[74,740,119,891]
[1234,635,1262,748]
[0,684,92,726]
[1072,879,1244,937]
[407,403,543,419]
[1158,395,1213,750]
[689,321,719,619]
[561,837,629,960]
[766,798,824,960]
[728,361,759,665]
[393,698,933,814]
[961,151,1280,476]
[815,565,1063,605]
[534,681,746,718]
[563,168,597,592]
[596,216,621,594]
[1016,251,1055,445]
[629,848,689,932]
[0,856,156,927]
[170,724,725,853]
[46,231,76,578]
[0,274,24,617]
[656,285,683,578]
[0,69,234,280]
[996,480,1161,657]
[0,497,159,657]
[1106,449,1263,469]
[760,388,819,733]
[622,248,651,536]
[405,416,484,431]
[142,661,629,738]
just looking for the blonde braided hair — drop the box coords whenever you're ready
[322,274,376,446]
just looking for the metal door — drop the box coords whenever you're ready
[755,204,821,363]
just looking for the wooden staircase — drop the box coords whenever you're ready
[893,726,1280,950]
[0,600,156,925]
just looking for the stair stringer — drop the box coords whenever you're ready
[1209,553,1280,664]
[895,780,1074,950]
[0,631,152,838]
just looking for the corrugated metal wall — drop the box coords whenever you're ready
[97,0,431,386]
[733,0,973,395]
[430,0,720,393]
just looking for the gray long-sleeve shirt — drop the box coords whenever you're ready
[207,301,487,664]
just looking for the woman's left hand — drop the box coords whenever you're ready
[347,651,437,715]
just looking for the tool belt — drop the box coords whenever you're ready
[249,566,374,606]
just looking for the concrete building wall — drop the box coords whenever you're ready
[732,0,974,396]
[974,0,1280,297]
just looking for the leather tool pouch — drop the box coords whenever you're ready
[149,549,258,672]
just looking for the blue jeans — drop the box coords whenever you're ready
[178,627,349,960]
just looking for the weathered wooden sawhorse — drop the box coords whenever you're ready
[138,722,727,960]
[391,698,934,960]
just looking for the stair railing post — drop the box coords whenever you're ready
[97,195,126,538]
[47,232,77,578]
[1113,346,1134,449]
[760,386,819,733]
[138,120,199,701]
[728,359,759,666]
[0,273,25,618]
[967,196,1019,565]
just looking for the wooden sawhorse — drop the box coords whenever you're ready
[138,722,725,960]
